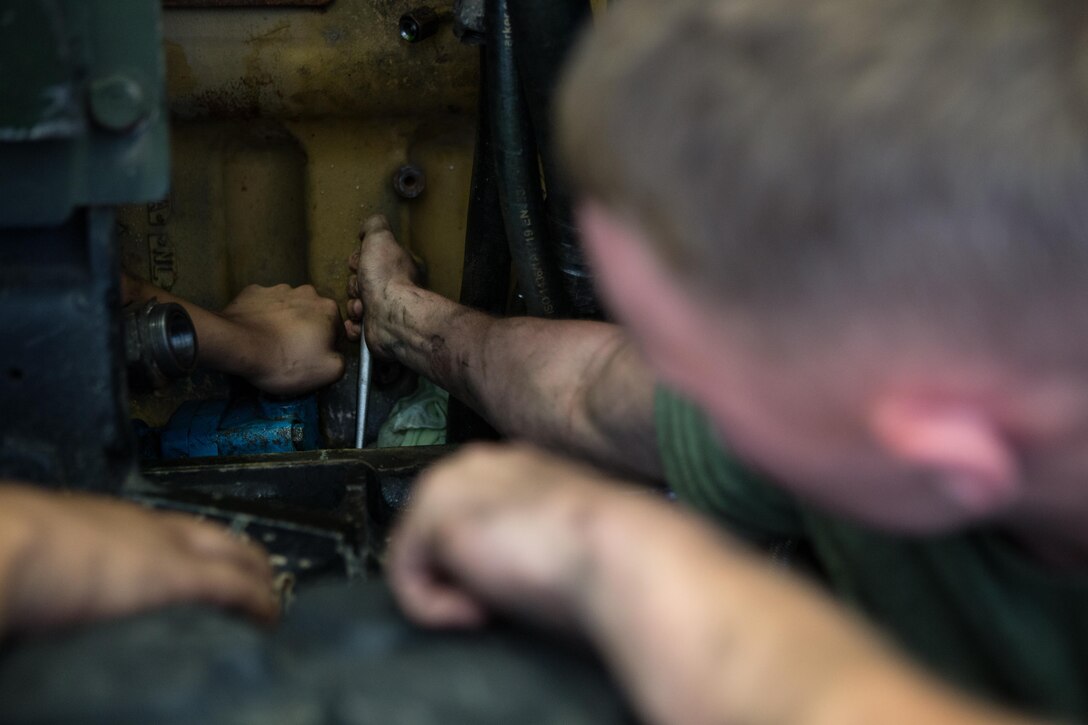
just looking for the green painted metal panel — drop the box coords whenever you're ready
[0,0,169,227]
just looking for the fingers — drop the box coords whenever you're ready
[394,573,488,629]
[388,517,488,629]
[347,273,360,300]
[163,518,280,626]
[348,247,360,272]
[238,283,290,299]
[173,517,274,581]
[343,292,363,341]
[386,461,500,629]
[0,494,283,634]
[359,216,399,255]
[175,558,281,626]
[360,214,391,239]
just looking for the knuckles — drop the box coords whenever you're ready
[361,214,391,237]
[328,354,347,380]
[414,443,538,500]
[449,442,507,469]
[320,297,339,317]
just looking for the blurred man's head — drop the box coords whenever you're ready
[559,0,1088,535]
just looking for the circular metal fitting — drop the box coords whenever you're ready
[124,299,198,390]
[392,164,426,199]
[89,73,153,133]
[399,7,442,43]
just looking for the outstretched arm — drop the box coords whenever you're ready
[346,215,661,479]
[389,444,1038,725]
[0,483,278,638]
[123,274,345,396]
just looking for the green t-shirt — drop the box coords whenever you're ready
[657,387,1088,722]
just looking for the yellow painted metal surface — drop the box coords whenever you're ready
[119,0,607,425]
[120,0,478,306]
[119,0,479,425]
[162,3,478,120]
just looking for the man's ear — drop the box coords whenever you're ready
[869,395,1022,517]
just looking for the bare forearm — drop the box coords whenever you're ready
[390,445,1040,725]
[372,282,660,476]
[574,496,1036,725]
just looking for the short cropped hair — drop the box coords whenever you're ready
[559,0,1088,365]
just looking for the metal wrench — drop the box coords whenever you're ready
[355,328,371,448]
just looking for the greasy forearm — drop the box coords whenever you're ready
[373,281,660,476]
[390,445,1038,725]
[572,495,1035,725]
[364,280,489,401]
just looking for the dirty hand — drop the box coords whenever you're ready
[0,485,279,636]
[388,453,1029,725]
[388,443,626,631]
[215,283,346,396]
[345,214,422,354]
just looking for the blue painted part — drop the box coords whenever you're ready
[219,398,265,432]
[160,400,225,459]
[155,394,321,460]
[217,419,296,457]
[270,395,321,450]
[192,401,229,457]
[258,396,320,449]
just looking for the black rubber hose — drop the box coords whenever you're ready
[448,49,509,443]
[506,0,599,317]
[485,0,567,318]
[458,52,512,319]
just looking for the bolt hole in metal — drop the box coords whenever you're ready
[399,15,421,42]
[393,164,426,199]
